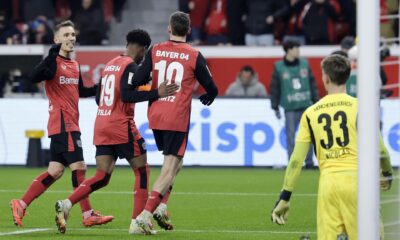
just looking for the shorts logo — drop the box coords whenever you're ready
[76,140,82,148]
[142,142,147,151]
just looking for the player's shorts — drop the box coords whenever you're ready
[152,130,188,158]
[317,171,357,240]
[49,131,84,167]
[95,138,146,160]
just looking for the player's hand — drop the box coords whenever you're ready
[274,109,281,119]
[158,81,179,98]
[48,44,62,57]
[380,171,393,191]
[199,93,215,106]
[271,200,290,225]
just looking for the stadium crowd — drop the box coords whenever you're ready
[0,0,398,46]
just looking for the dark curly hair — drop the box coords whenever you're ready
[126,29,151,48]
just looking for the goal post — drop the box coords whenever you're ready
[357,1,381,239]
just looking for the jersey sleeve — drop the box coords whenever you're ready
[130,47,153,87]
[282,141,310,192]
[296,111,312,143]
[120,62,159,103]
[78,69,97,97]
[194,52,218,98]
[30,55,58,83]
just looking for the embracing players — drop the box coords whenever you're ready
[130,11,219,234]
[10,20,113,229]
[54,29,179,234]
[271,55,393,240]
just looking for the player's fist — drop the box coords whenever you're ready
[158,81,179,98]
[271,200,290,225]
[380,171,393,191]
[48,44,62,57]
[199,93,215,106]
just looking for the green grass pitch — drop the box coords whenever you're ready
[0,167,398,239]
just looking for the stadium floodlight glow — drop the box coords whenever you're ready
[357,1,381,239]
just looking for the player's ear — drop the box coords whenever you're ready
[167,25,172,34]
[54,34,60,44]
[187,27,192,35]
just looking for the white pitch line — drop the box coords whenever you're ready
[381,198,400,204]
[384,221,400,227]
[0,228,50,236]
[0,189,398,198]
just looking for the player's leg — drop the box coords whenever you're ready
[337,171,357,240]
[317,173,347,240]
[153,160,183,231]
[10,152,65,227]
[55,145,116,233]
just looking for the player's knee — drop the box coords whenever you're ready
[48,168,64,180]
[90,172,111,192]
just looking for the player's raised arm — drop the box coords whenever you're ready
[194,52,218,106]
[130,47,153,87]
[271,112,311,225]
[30,44,61,83]
[78,68,97,98]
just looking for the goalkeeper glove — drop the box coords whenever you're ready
[380,171,393,191]
[199,93,215,106]
[271,190,292,225]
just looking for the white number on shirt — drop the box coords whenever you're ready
[99,74,115,107]
[154,60,184,91]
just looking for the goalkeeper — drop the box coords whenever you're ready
[271,54,393,240]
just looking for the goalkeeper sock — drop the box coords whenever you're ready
[132,164,149,219]
[21,171,55,206]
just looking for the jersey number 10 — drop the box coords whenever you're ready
[155,60,183,91]
[99,74,115,107]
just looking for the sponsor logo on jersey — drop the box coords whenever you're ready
[59,76,79,85]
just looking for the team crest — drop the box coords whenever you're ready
[300,68,308,78]
[61,64,67,70]
[282,72,290,80]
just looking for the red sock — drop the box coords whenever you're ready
[132,164,150,219]
[72,170,92,213]
[21,171,55,206]
[68,170,110,205]
[161,186,173,204]
[144,191,163,213]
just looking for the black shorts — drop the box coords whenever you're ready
[95,138,146,161]
[153,130,188,157]
[50,131,84,167]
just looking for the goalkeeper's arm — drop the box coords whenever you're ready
[272,141,310,225]
[380,136,393,191]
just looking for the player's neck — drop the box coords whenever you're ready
[327,85,346,95]
[59,50,70,58]
[169,35,186,42]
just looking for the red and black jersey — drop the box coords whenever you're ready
[31,53,96,137]
[132,41,219,132]
[93,55,159,145]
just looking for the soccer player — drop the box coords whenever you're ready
[271,55,393,240]
[9,20,113,229]
[53,29,179,234]
[130,11,219,234]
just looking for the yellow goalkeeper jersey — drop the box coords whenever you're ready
[296,93,358,173]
